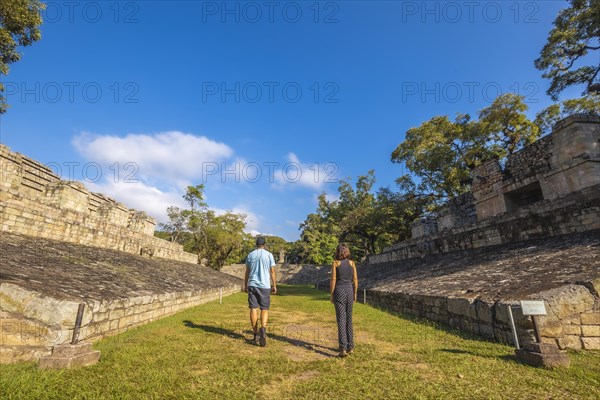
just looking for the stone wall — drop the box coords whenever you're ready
[369,183,600,264]
[363,282,599,351]
[335,229,600,351]
[0,144,197,263]
[472,114,600,221]
[436,192,477,231]
[407,115,599,239]
[0,233,242,364]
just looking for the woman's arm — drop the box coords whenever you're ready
[330,261,337,302]
[352,261,358,302]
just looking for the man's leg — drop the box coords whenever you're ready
[258,289,271,347]
[250,308,259,334]
[260,309,269,328]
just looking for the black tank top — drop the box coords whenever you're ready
[335,259,354,288]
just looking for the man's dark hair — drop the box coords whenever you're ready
[256,236,266,246]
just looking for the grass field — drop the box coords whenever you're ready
[1,285,599,399]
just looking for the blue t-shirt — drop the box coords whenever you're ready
[246,248,276,289]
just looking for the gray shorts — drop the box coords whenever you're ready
[248,286,271,310]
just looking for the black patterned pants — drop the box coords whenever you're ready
[333,286,354,351]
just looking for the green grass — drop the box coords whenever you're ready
[1,285,599,399]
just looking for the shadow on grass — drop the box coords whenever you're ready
[268,332,338,358]
[183,320,250,342]
[183,319,338,357]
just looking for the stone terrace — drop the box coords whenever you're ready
[1,233,241,300]
[0,233,242,363]
[358,230,599,300]
[352,230,600,350]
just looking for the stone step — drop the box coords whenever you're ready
[515,348,570,368]
[522,342,559,354]
[39,350,100,369]
[51,343,93,357]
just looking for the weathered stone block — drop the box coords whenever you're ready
[564,324,581,335]
[581,325,600,336]
[515,348,570,368]
[447,297,477,319]
[561,315,581,325]
[39,346,100,369]
[479,324,494,339]
[539,284,595,320]
[557,335,582,350]
[580,312,600,325]
[0,283,89,332]
[539,320,564,338]
[475,300,494,323]
[0,345,53,364]
[581,337,600,350]
[541,337,557,346]
[109,309,125,319]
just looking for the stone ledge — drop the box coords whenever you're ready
[39,343,100,369]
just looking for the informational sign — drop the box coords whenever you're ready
[520,300,547,316]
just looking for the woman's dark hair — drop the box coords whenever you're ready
[334,244,351,260]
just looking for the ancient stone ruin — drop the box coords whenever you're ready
[358,115,600,356]
[0,145,242,365]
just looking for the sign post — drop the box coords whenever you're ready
[520,300,547,343]
[513,300,570,367]
[507,305,520,350]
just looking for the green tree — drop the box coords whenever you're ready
[391,114,478,201]
[201,211,247,270]
[535,0,600,100]
[375,187,429,244]
[0,0,45,113]
[298,171,429,263]
[298,211,339,265]
[391,94,539,201]
[477,93,540,156]
[535,94,600,134]
[159,185,248,270]
[158,206,189,242]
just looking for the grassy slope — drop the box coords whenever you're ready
[1,285,599,399]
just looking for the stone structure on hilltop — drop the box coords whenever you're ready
[355,115,600,354]
[0,145,242,365]
[0,144,197,263]
[371,115,600,260]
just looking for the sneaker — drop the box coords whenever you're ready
[339,347,347,358]
[252,332,260,345]
[347,347,354,355]
[259,327,267,347]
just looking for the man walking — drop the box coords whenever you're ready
[244,236,277,347]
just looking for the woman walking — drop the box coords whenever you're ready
[330,244,358,357]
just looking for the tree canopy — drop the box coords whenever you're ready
[157,185,293,269]
[534,94,600,134]
[535,0,600,100]
[0,0,44,114]
[391,93,540,202]
[298,171,428,264]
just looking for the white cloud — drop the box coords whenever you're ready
[86,179,264,236]
[85,180,186,223]
[212,204,262,234]
[73,131,234,188]
[273,152,339,190]
[324,192,340,203]
[73,130,242,226]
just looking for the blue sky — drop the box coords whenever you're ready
[1,0,577,241]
